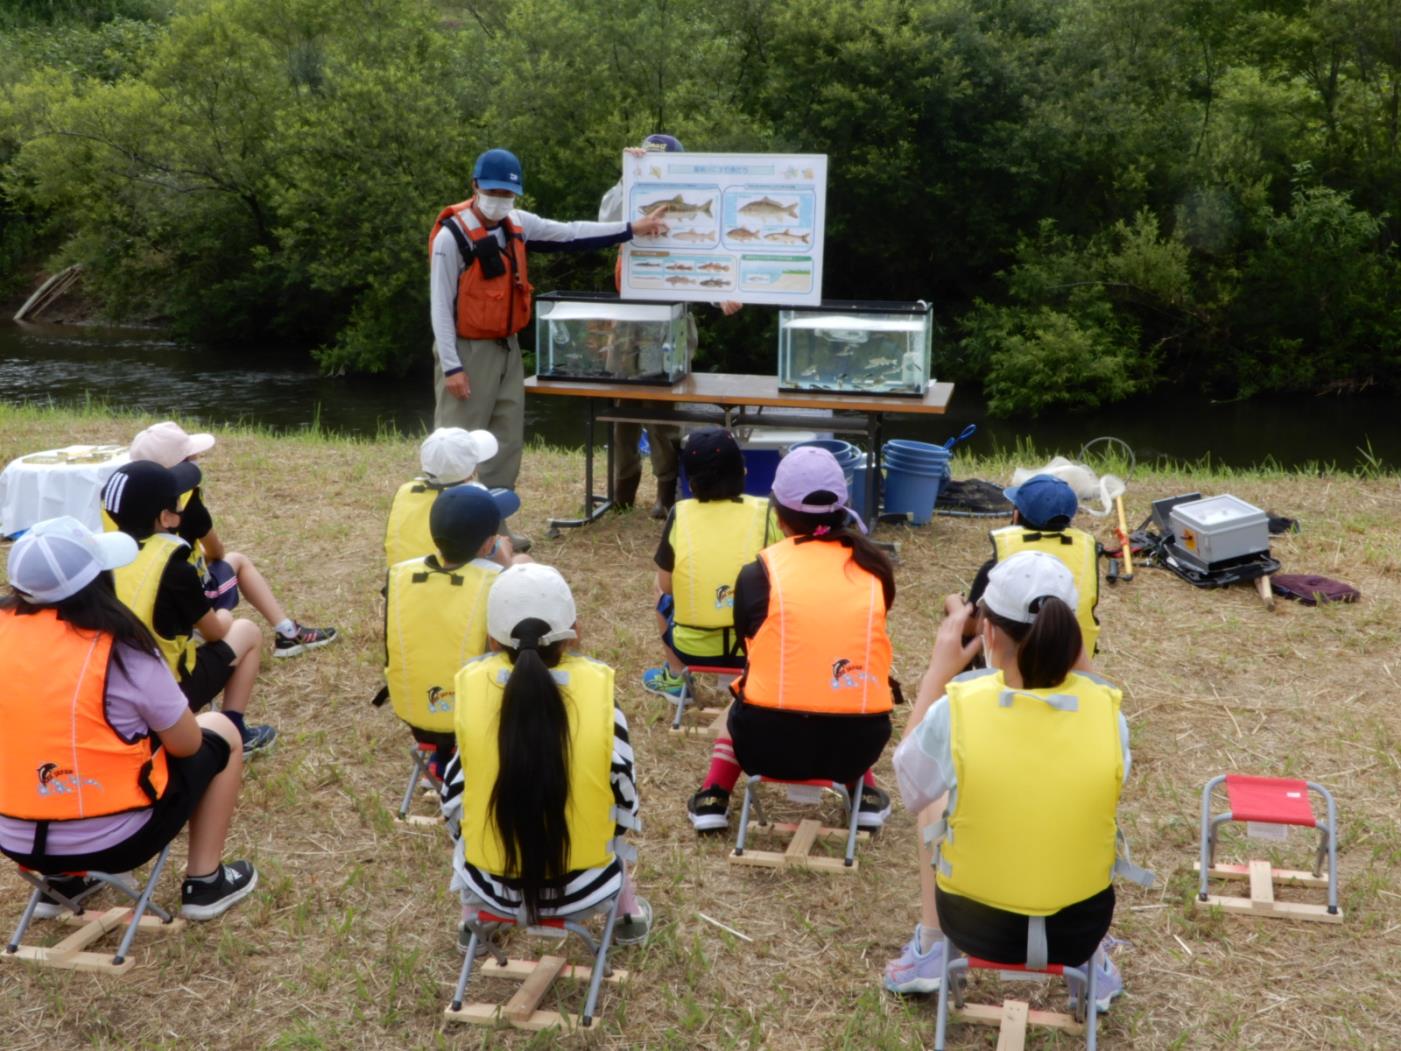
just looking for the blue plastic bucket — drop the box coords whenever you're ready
[849,454,872,521]
[881,441,951,525]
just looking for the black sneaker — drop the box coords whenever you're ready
[687,787,730,833]
[241,723,278,758]
[856,785,892,830]
[273,623,338,658]
[181,861,258,921]
[33,875,101,919]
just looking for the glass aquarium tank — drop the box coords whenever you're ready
[777,301,933,397]
[535,293,690,385]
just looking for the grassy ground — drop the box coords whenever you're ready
[1,404,1398,1050]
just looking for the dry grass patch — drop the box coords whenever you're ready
[0,409,1399,1049]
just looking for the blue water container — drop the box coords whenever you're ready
[881,440,951,525]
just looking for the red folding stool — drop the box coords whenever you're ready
[728,775,866,873]
[934,941,1102,1050]
[1194,773,1342,922]
[667,664,737,734]
[444,892,628,1031]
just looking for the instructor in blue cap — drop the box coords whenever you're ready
[429,148,671,529]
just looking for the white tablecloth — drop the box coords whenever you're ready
[0,445,130,537]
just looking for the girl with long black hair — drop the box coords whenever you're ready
[0,516,256,921]
[441,563,649,942]
[885,551,1131,1012]
[685,446,900,833]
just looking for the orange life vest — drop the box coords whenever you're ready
[0,608,169,822]
[740,537,893,715]
[430,200,533,340]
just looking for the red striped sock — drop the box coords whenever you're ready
[702,737,742,793]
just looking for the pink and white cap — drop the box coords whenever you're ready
[7,516,138,604]
[129,420,216,468]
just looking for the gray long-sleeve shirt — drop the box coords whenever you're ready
[430,208,633,373]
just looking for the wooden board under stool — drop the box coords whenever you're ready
[727,817,868,874]
[1193,859,1343,923]
[3,906,185,974]
[952,999,1085,1048]
[443,954,629,1031]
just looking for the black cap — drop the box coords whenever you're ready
[101,460,201,538]
[682,428,743,484]
[430,484,512,561]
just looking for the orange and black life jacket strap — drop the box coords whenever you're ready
[138,759,159,805]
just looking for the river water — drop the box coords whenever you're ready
[1,320,1396,470]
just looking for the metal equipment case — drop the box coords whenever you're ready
[1168,495,1270,572]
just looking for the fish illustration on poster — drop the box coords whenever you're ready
[621,152,826,306]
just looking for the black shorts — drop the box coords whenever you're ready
[728,700,891,785]
[1,729,232,876]
[935,884,1115,967]
[179,639,237,711]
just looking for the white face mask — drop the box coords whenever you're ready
[475,194,514,222]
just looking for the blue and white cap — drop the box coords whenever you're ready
[473,148,523,193]
[7,516,137,604]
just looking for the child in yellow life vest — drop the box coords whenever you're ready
[439,564,650,945]
[126,421,337,658]
[885,551,1131,1011]
[384,426,525,568]
[686,446,898,833]
[965,474,1100,656]
[0,517,257,921]
[377,484,525,782]
[642,427,779,698]
[101,461,276,758]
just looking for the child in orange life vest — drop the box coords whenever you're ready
[384,426,523,569]
[101,461,276,758]
[884,552,1130,1006]
[686,446,898,833]
[642,427,779,698]
[439,564,650,945]
[0,517,257,921]
[128,421,337,658]
[377,484,528,784]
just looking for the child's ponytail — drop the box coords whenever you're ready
[487,618,572,923]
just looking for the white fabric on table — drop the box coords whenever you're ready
[0,445,129,536]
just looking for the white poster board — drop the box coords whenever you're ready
[619,152,827,306]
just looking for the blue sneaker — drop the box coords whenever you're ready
[1067,939,1125,1013]
[883,926,946,995]
[641,666,686,700]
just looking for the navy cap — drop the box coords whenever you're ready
[643,134,684,153]
[430,484,517,560]
[102,459,202,538]
[472,148,523,193]
[1002,474,1078,530]
[682,427,742,483]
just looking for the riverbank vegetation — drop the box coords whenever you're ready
[1,406,1398,1048]
[4,1,1401,415]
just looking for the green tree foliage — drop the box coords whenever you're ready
[5,0,1401,411]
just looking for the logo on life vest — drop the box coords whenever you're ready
[36,762,101,795]
[830,658,877,690]
[426,686,456,714]
[714,584,734,609]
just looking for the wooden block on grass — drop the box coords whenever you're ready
[504,954,566,1024]
[1193,861,1330,888]
[995,999,1029,1051]
[1195,894,1344,923]
[1248,859,1275,910]
[784,819,821,863]
[952,1001,1083,1034]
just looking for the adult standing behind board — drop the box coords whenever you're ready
[429,148,671,497]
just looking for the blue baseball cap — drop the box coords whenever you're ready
[1002,474,1078,530]
[472,148,523,193]
[430,484,519,560]
[643,133,684,153]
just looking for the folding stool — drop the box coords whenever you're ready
[444,891,628,1031]
[666,664,736,734]
[394,741,445,827]
[728,775,867,873]
[1194,773,1342,922]
[934,937,1102,1051]
[3,843,184,974]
